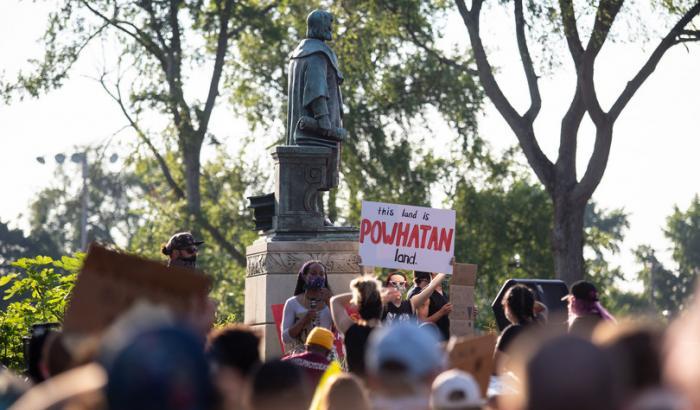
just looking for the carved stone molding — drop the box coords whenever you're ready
[246,250,360,277]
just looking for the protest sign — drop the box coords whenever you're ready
[450,263,478,337]
[63,244,211,334]
[447,334,497,396]
[359,201,456,274]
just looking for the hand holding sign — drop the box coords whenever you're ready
[358,201,456,274]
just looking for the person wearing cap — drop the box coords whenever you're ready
[430,369,486,410]
[161,232,204,268]
[564,280,616,339]
[282,326,334,387]
[365,321,446,410]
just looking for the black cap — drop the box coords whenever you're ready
[162,232,204,255]
[562,280,599,302]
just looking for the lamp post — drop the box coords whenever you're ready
[36,151,89,251]
[71,152,89,251]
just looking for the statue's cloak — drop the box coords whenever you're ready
[286,38,344,148]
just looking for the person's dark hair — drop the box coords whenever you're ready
[526,336,620,410]
[104,326,217,410]
[414,271,430,284]
[384,271,408,287]
[293,260,332,296]
[600,325,662,401]
[351,276,383,321]
[24,323,60,383]
[503,284,536,324]
[206,324,261,377]
[249,359,311,410]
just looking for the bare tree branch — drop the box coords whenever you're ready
[196,215,247,266]
[572,124,612,202]
[585,0,625,57]
[576,2,700,202]
[556,83,585,179]
[79,1,167,66]
[455,0,554,189]
[405,29,478,75]
[514,0,541,122]
[198,0,234,135]
[558,0,584,66]
[578,0,625,127]
[609,2,700,121]
[98,73,186,200]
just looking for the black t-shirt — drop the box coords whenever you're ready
[496,323,526,353]
[382,300,414,325]
[408,286,450,341]
[344,324,374,376]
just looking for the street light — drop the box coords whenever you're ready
[36,150,89,251]
[36,148,119,251]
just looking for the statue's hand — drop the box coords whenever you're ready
[318,115,332,136]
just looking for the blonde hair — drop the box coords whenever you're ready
[350,275,383,321]
[318,373,370,410]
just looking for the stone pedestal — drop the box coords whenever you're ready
[273,146,331,233]
[244,238,360,359]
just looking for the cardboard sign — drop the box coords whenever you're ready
[447,334,497,396]
[450,263,478,337]
[63,244,211,334]
[359,201,456,274]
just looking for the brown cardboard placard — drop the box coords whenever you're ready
[447,333,497,396]
[450,263,477,336]
[451,263,477,285]
[63,244,211,334]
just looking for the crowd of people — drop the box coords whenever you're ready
[2,232,700,410]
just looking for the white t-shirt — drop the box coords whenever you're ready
[281,295,333,354]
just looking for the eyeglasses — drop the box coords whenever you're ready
[389,281,406,288]
[180,246,198,254]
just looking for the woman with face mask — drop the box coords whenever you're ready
[281,260,334,354]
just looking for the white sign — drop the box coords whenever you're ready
[359,201,456,274]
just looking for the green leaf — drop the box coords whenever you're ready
[0,273,18,287]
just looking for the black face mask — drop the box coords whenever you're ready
[170,255,196,268]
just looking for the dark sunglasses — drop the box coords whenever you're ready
[180,246,198,254]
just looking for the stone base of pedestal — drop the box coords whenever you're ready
[244,237,359,359]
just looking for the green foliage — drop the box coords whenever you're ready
[0,254,82,369]
[634,195,700,316]
[452,165,554,326]
[125,146,264,322]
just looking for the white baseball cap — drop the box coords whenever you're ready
[430,369,486,410]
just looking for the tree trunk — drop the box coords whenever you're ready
[182,136,203,217]
[551,193,585,285]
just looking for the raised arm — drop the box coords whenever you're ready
[409,273,446,311]
[330,292,354,335]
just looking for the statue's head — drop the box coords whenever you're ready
[306,9,333,41]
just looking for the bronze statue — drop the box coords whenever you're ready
[287,9,347,193]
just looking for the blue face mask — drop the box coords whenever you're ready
[305,276,326,290]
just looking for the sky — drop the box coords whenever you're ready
[1,2,699,290]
